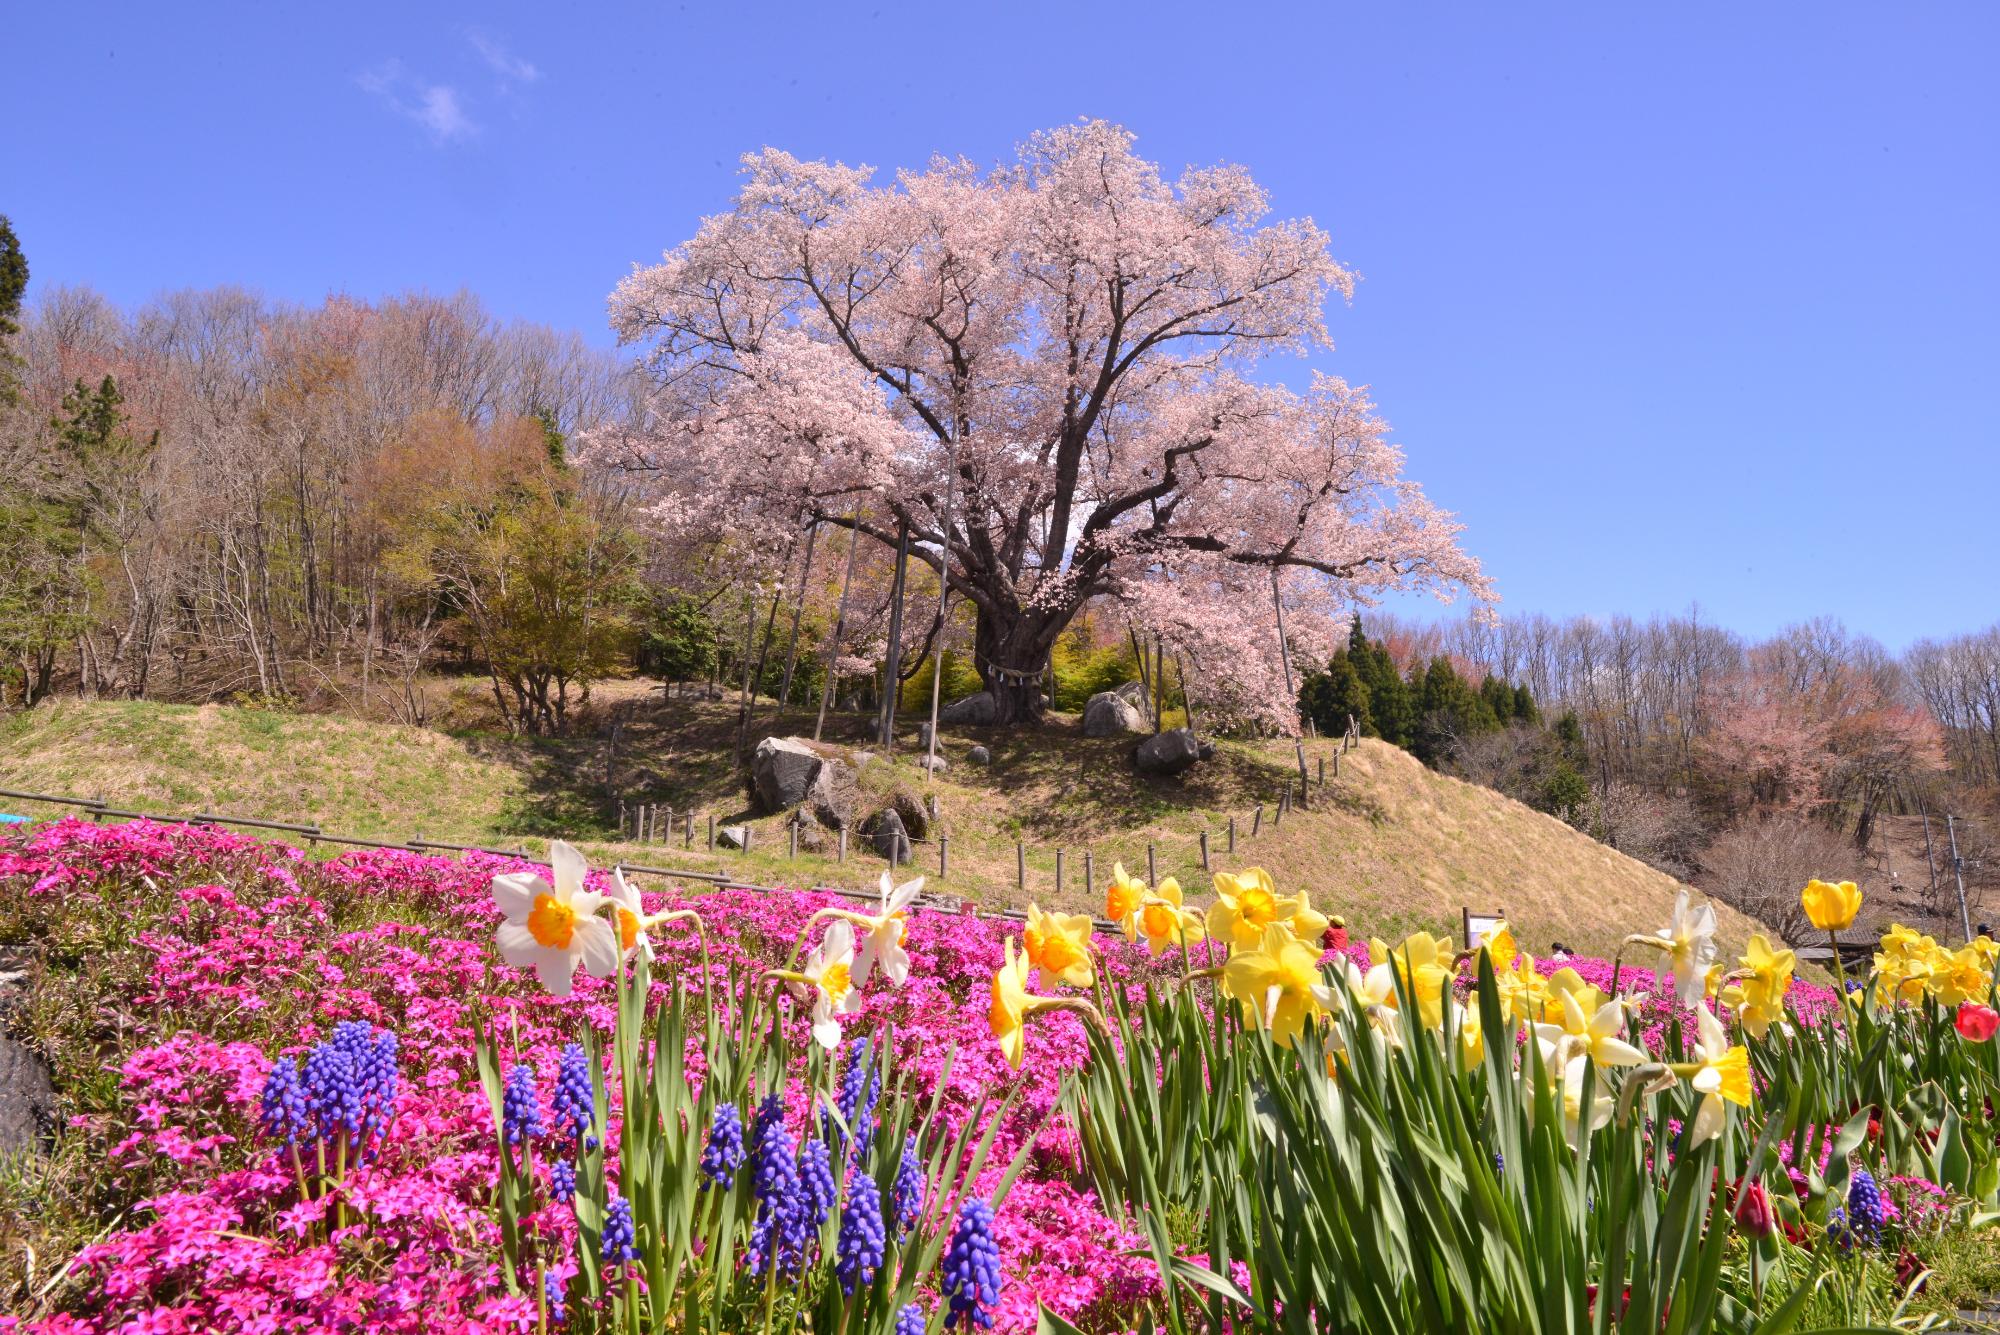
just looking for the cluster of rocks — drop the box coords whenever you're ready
[749,736,936,862]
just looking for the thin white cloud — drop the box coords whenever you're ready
[467,30,540,86]
[356,58,479,144]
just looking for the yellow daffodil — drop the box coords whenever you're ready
[1452,1001,1487,1067]
[1543,966,1605,1025]
[1934,943,1993,1008]
[490,840,621,998]
[1205,867,1330,954]
[1703,963,1725,1001]
[1723,934,1795,1039]
[1481,921,1518,974]
[1330,957,1404,1052]
[988,936,1057,1070]
[1022,902,1095,990]
[1105,862,1147,932]
[1873,923,1943,1006]
[1655,888,1720,1007]
[1494,954,1550,1029]
[1688,1005,1753,1144]
[1132,877,1206,956]
[1536,990,1646,1069]
[1222,924,1328,1048]
[1801,878,1862,932]
[1369,931,1455,1029]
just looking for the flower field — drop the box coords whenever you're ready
[1,819,1998,1332]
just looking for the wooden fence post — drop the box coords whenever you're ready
[684,811,694,848]
[1017,841,1026,891]
[707,814,716,851]
[1083,850,1094,897]
[788,820,798,859]
[1251,805,1263,837]
[618,797,627,837]
[1228,815,1237,853]
[1200,830,1210,872]
[1147,844,1157,886]
[939,835,949,879]
[838,827,848,862]
[1274,792,1285,827]
[1054,848,1065,894]
[1318,756,1325,786]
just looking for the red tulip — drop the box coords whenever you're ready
[1957,1002,2000,1042]
[1733,1178,1775,1239]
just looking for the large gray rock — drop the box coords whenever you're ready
[870,808,913,864]
[752,736,822,814]
[967,744,991,765]
[1082,690,1147,737]
[1114,680,1151,709]
[718,824,751,850]
[0,1034,54,1155]
[807,760,859,830]
[937,692,996,726]
[1133,727,1210,777]
[889,787,931,840]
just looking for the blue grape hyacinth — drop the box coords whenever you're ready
[1847,1167,1886,1241]
[544,1271,567,1324]
[699,1102,745,1190]
[800,1138,838,1231]
[552,1042,595,1149]
[836,1171,886,1294]
[746,1095,810,1277]
[826,1037,882,1160]
[893,1134,925,1233]
[894,1301,927,1335]
[502,1062,545,1145]
[942,1198,1002,1330]
[602,1194,638,1264]
[259,1056,310,1146]
[549,1157,576,1203]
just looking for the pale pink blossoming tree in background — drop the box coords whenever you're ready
[586,121,1494,731]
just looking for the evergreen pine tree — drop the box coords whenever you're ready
[0,214,26,408]
[1512,682,1540,727]
[1478,673,1516,724]
[1300,649,1371,737]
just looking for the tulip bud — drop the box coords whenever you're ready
[1733,1178,1775,1239]
[1957,1003,2000,1042]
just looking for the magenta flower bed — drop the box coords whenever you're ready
[0,818,1842,1332]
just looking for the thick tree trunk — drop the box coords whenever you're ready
[975,605,1058,727]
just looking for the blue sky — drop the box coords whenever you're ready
[6,2,1995,648]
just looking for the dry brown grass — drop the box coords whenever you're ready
[0,694,1768,958]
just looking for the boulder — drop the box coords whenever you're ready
[795,820,828,855]
[916,723,933,750]
[937,692,996,726]
[1133,727,1207,777]
[806,760,860,830]
[919,754,949,775]
[1082,690,1147,737]
[718,824,751,850]
[967,744,991,765]
[1113,680,1151,708]
[888,786,930,840]
[751,736,823,814]
[870,808,913,864]
[0,1035,54,1155]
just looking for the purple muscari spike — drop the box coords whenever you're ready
[502,1062,546,1145]
[601,1195,638,1263]
[549,1157,577,1203]
[941,1198,1002,1330]
[893,1134,925,1233]
[699,1102,745,1190]
[552,1043,595,1148]
[800,1138,837,1232]
[1848,1168,1886,1241]
[303,1036,363,1145]
[825,1037,882,1160]
[544,1271,567,1325]
[745,1095,809,1277]
[895,1303,927,1335]
[259,1056,310,1146]
[836,1170,886,1294]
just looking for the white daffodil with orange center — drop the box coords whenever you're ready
[606,869,654,965]
[1206,868,1330,955]
[1022,902,1095,990]
[490,840,620,997]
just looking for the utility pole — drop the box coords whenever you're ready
[1948,814,1974,943]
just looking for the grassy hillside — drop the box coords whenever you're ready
[0,691,1764,958]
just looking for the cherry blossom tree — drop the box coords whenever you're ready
[589,122,1492,729]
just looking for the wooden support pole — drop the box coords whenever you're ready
[1200,830,1210,872]
[838,827,848,862]
[1251,805,1263,837]
[939,835,949,879]
[1318,756,1325,786]
[1083,850,1094,898]
[1054,848,1065,895]
[788,820,798,859]
[1017,840,1026,891]
[1228,815,1237,853]
[816,506,865,743]
[1147,844,1157,886]
[617,797,626,837]
[706,814,715,851]
[684,811,694,848]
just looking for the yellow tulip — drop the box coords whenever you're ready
[1206,868,1329,954]
[1222,924,1327,1048]
[1022,902,1096,990]
[1800,878,1862,932]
